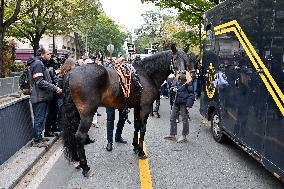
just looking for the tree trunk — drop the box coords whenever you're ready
[183,44,190,53]
[32,36,41,56]
[199,23,202,59]
[0,32,4,77]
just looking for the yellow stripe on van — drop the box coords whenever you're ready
[213,21,284,116]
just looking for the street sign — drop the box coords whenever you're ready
[127,43,135,53]
[107,44,114,55]
[151,43,158,54]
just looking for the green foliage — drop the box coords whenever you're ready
[7,0,99,52]
[141,0,225,26]
[134,10,199,52]
[10,62,25,72]
[87,13,128,56]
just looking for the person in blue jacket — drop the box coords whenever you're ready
[164,73,195,143]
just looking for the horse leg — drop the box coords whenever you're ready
[75,112,95,177]
[132,107,140,154]
[137,105,151,159]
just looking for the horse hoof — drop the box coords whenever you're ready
[83,168,93,177]
[133,148,139,154]
[138,152,147,159]
[74,162,81,169]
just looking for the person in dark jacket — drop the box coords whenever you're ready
[43,53,62,137]
[164,73,195,143]
[29,48,62,147]
[105,58,128,152]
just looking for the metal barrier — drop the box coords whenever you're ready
[0,76,20,99]
[0,96,33,165]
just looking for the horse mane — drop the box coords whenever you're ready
[133,50,172,77]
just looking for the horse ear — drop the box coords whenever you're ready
[171,44,177,54]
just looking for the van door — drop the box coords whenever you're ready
[233,0,273,158]
[263,0,284,178]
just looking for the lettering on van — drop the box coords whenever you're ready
[206,63,217,98]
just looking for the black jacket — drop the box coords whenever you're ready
[29,57,57,103]
[174,82,195,108]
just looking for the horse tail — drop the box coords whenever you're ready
[61,74,80,162]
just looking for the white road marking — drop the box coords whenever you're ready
[25,146,63,189]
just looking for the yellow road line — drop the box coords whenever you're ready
[213,21,284,116]
[139,144,153,189]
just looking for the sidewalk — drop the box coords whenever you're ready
[0,136,59,189]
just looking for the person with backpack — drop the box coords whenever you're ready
[164,72,195,143]
[19,58,34,95]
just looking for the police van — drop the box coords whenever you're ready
[199,0,284,182]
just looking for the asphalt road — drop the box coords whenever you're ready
[31,98,283,189]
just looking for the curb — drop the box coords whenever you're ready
[0,135,59,189]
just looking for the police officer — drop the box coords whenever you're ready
[106,108,128,151]
[29,48,62,147]
[105,57,128,151]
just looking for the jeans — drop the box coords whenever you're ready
[170,104,189,135]
[193,79,198,97]
[32,101,49,142]
[106,108,127,143]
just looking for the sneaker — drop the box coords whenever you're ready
[106,143,113,151]
[41,137,50,142]
[44,132,56,137]
[177,135,188,143]
[32,141,48,148]
[164,135,176,141]
[115,137,127,144]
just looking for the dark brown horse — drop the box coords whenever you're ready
[61,45,192,177]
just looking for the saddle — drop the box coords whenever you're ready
[115,63,132,98]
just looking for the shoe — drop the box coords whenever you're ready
[44,132,55,137]
[164,135,176,140]
[85,135,95,145]
[177,135,188,143]
[32,141,48,148]
[51,127,62,133]
[176,119,180,123]
[106,143,113,151]
[41,137,50,142]
[97,112,102,116]
[115,137,127,144]
[91,123,98,128]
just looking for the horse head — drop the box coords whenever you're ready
[170,44,193,72]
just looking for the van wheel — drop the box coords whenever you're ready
[211,110,227,143]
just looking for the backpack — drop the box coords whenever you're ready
[19,66,31,95]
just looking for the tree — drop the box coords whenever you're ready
[8,0,99,56]
[141,0,225,56]
[141,0,224,26]
[134,11,198,53]
[86,13,128,57]
[0,0,42,77]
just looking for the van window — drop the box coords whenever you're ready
[204,24,215,51]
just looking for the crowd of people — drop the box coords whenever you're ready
[20,47,200,149]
